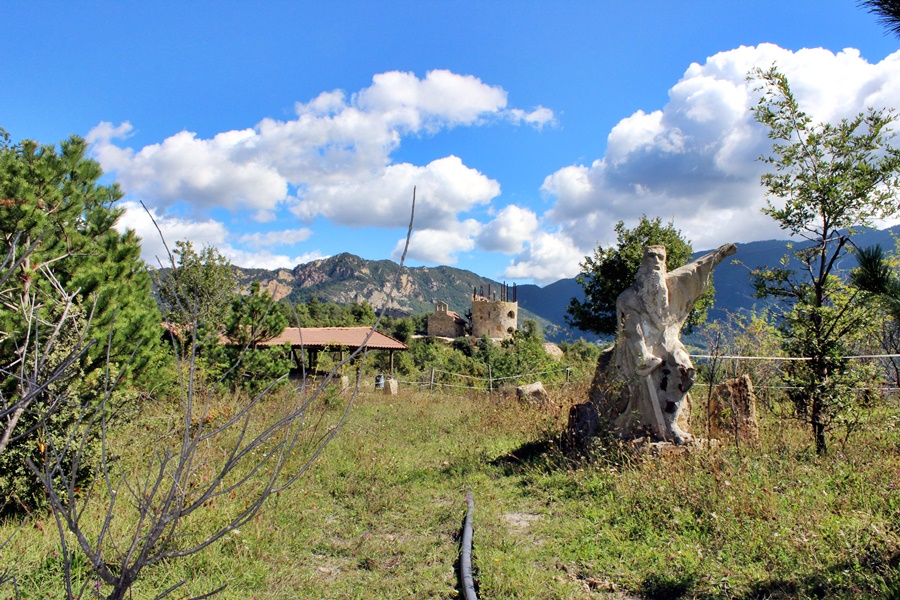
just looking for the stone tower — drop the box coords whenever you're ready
[471,283,518,339]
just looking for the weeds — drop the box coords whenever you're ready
[2,379,900,598]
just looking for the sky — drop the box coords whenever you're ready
[3,1,900,285]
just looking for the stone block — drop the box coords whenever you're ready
[708,374,760,444]
[516,381,551,405]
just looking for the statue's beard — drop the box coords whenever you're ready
[643,268,668,324]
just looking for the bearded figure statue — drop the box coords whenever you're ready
[591,243,737,444]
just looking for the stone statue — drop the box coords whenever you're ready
[596,243,736,445]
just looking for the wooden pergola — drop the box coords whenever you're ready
[256,327,408,377]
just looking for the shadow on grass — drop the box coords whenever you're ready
[635,555,900,600]
[641,572,697,600]
[490,436,567,476]
[735,553,900,600]
[491,429,636,477]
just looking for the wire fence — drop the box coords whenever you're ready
[393,366,575,393]
[692,353,900,361]
[689,350,900,400]
[381,350,900,397]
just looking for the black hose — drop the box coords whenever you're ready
[460,491,478,600]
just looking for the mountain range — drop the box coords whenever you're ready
[234,226,900,342]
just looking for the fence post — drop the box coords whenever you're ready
[488,365,493,395]
[430,367,435,392]
[565,367,570,384]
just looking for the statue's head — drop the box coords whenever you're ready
[641,245,666,273]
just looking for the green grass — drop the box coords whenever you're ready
[2,380,900,599]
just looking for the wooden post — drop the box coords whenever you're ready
[430,367,435,392]
[488,365,493,394]
[565,367,571,384]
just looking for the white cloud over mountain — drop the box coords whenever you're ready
[117,202,324,271]
[93,69,552,270]
[476,205,539,253]
[506,43,900,283]
[98,48,900,285]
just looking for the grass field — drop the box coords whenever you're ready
[2,377,900,599]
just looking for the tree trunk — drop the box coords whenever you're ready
[812,403,827,454]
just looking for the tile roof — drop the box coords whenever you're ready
[446,311,467,323]
[257,327,408,351]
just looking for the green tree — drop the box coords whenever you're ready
[852,245,900,320]
[158,240,236,333]
[750,65,900,454]
[0,132,163,508]
[225,282,288,349]
[566,215,712,336]
[492,319,561,384]
[850,244,900,387]
[349,301,376,326]
[217,282,290,394]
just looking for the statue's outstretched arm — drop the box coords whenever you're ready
[664,243,736,318]
[667,243,736,288]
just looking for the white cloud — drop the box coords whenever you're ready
[89,70,547,238]
[392,219,483,265]
[225,249,327,271]
[90,127,289,217]
[116,201,231,267]
[90,69,558,275]
[115,201,321,270]
[238,228,313,248]
[291,155,500,230]
[85,121,133,144]
[540,44,900,269]
[356,69,510,131]
[508,106,557,129]
[97,48,900,284]
[476,205,539,253]
[502,231,585,286]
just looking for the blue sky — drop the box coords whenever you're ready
[3,1,900,284]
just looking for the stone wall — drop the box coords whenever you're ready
[427,302,466,338]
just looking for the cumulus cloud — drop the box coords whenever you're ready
[508,106,557,129]
[89,70,548,228]
[238,228,313,248]
[530,44,900,281]
[392,219,483,265]
[476,205,539,253]
[115,201,231,267]
[97,47,900,283]
[90,69,560,275]
[115,202,323,270]
[225,249,328,271]
[502,231,585,285]
[291,155,500,230]
[356,70,509,130]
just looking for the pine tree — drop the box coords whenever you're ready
[0,131,163,508]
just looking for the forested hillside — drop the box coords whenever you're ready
[225,224,900,342]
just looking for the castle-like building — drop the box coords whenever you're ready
[427,283,518,340]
